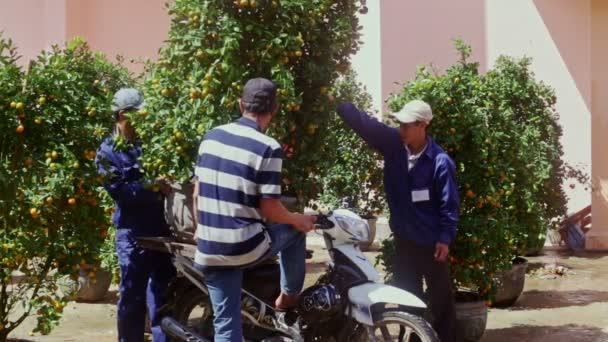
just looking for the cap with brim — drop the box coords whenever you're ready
[111,88,146,112]
[241,78,277,113]
[391,99,433,124]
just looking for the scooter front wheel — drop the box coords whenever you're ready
[351,310,439,342]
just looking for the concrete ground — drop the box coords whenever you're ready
[8,221,608,341]
[480,250,608,342]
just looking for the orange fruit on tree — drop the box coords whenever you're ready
[30,208,39,218]
[306,124,317,135]
[85,150,96,160]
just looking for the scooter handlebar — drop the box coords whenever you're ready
[314,214,334,230]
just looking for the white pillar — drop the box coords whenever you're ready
[351,0,382,117]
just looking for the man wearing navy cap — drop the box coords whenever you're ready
[193,78,316,342]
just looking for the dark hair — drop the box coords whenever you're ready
[242,100,276,115]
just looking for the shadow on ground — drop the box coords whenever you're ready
[75,290,119,305]
[542,249,608,260]
[507,289,608,311]
[305,261,328,274]
[482,324,608,342]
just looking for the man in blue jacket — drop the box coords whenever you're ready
[96,88,176,342]
[336,99,459,342]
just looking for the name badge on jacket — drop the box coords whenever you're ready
[412,189,430,202]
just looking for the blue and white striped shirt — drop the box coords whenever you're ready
[194,117,283,267]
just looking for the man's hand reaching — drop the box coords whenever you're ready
[291,214,317,233]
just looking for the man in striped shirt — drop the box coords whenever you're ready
[193,78,316,342]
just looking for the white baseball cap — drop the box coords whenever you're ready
[391,100,433,124]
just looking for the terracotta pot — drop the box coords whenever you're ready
[75,267,112,302]
[166,185,301,243]
[164,181,196,242]
[492,256,528,307]
[455,291,487,342]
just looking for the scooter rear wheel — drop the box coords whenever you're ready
[174,288,214,338]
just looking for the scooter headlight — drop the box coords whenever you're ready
[335,215,370,242]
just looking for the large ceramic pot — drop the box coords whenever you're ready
[75,267,112,302]
[166,183,301,240]
[492,256,528,307]
[164,181,196,243]
[455,290,488,342]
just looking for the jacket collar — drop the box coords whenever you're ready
[237,117,262,132]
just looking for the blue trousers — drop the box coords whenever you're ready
[116,229,176,342]
[196,224,306,342]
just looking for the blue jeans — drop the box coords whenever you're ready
[116,229,176,342]
[196,224,306,342]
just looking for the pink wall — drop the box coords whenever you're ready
[379,0,486,104]
[0,0,168,69]
[0,0,60,63]
[66,0,170,72]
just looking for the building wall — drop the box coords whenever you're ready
[379,0,487,108]
[0,0,66,63]
[485,0,591,212]
[66,0,169,72]
[0,0,169,70]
